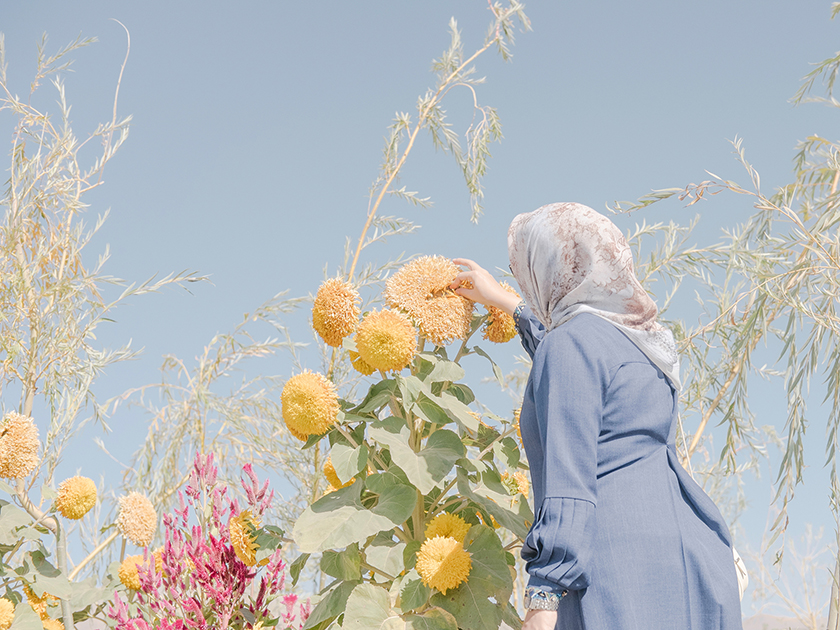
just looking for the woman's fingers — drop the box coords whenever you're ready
[452,257,480,271]
[450,270,474,290]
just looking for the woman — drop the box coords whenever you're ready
[451,203,742,630]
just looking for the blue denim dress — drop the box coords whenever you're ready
[517,309,743,629]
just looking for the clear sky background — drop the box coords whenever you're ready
[3,0,839,618]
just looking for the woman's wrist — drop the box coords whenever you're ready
[492,291,522,315]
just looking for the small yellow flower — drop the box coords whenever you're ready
[281,370,340,441]
[502,471,530,496]
[55,476,97,520]
[483,282,519,344]
[355,309,417,372]
[0,598,14,630]
[116,492,157,547]
[384,256,474,346]
[323,456,354,489]
[0,411,39,479]
[416,535,472,594]
[424,512,471,543]
[118,554,147,590]
[312,278,360,347]
[41,620,64,630]
[229,510,268,567]
[348,350,375,376]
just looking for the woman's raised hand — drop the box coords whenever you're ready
[450,258,521,315]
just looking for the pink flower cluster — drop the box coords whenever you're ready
[108,453,309,630]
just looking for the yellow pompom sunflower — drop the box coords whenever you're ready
[348,350,375,376]
[118,554,148,590]
[41,619,64,630]
[0,598,14,630]
[312,278,360,347]
[281,370,340,441]
[355,309,417,372]
[116,492,157,547]
[229,510,268,567]
[424,512,471,543]
[416,535,472,594]
[0,411,39,479]
[483,282,520,344]
[384,256,474,346]
[323,456,354,489]
[55,475,97,520]
[502,471,530,496]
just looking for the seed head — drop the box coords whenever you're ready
[424,512,470,543]
[355,309,416,372]
[281,370,339,441]
[384,256,474,346]
[416,535,472,594]
[483,282,520,344]
[55,476,97,520]
[0,411,39,479]
[312,279,360,347]
[117,492,157,547]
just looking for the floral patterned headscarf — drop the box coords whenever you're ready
[508,202,680,389]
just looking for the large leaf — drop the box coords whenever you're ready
[437,392,480,432]
[303,580,360,630]
[321,544,362,581]
[11,600,42,630]
[331,442,368,484]
[398,569,431,612]
[354,379,398,414]
[0,503,32,546]
[293,481,411,553]
[366,537,405,581]
[370,419,463,494]
[431,525,513,630]
[456,468,532,539]
[290,553,310,586]
[343,583,404,630]
[404,608,458,630]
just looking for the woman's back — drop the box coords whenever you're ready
[519,312,742,630]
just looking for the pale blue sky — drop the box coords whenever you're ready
[3,0,839,615]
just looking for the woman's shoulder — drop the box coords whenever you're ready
[536,313,643,366]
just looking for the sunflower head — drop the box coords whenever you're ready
[415,535,472,594]
[24,584,58,620]
[355,309,417,372]
[118,554,148,590]
[424,512,471,543]
[0,411,39,479]
[281,370,340,441]
[348,350,375,376]
[42,620,64,630]
[483,282,520,344]
[323,456,354,489]
[384,256,474,346]
[55,476,97,520]
[229,509,268,567]
[312,278,360,347]
[116,492,157,547]
[0,598,13,630]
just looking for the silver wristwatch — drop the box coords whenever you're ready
[524,586,568,611]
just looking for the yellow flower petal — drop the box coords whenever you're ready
[416,536,472,594]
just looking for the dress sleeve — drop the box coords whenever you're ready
[514,304,545,359]
[520,327,602,593]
